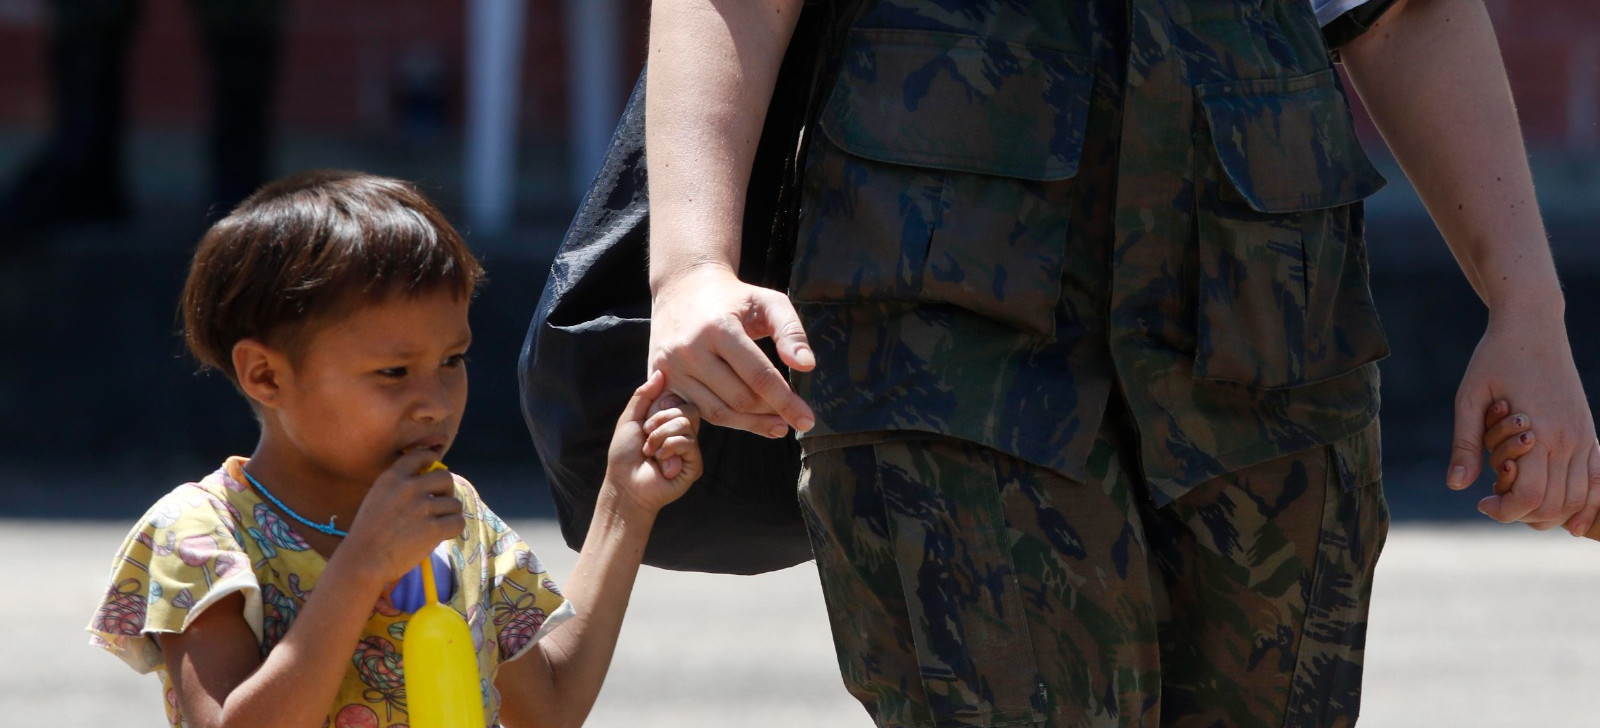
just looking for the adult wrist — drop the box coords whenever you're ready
[648,258,740,301]
[1485,287,1566,325]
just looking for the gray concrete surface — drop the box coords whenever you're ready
[9,518,1600,727]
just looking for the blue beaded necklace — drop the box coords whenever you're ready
[240,468,348,538]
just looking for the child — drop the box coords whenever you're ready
[86,170,702,728]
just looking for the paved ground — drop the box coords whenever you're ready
[10,517,1600,727]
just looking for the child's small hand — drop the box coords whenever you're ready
[605,371,703,515]
[642,391,703,482]
[344,449,466,583]
[1482,399,1536,496]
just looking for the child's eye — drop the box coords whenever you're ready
[378,367,408,378]
[443,354,468,369]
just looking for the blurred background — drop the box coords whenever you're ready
[0,0,1593,521]
[0,0,658,516]
[0,0,1597,725]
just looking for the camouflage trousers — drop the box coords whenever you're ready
[797,416,1388,728]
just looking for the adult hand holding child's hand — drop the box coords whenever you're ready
[1446,313,1600,536]
[647,266,815,438]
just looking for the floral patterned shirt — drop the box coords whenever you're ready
[87,457,574,727]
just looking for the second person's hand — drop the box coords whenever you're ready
[647,265,816,438]
[1448,313,1600,536]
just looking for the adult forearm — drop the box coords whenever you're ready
[1341,0,1563,318]
[645,0,803,294]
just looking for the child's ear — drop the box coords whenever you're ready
[232,339,287,409]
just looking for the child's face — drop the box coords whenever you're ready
[270,289,471,485]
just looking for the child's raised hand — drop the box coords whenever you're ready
[643,390,703,482]
[605,371,703,514]
[1482,399,1536,496]
[343,449,466,583]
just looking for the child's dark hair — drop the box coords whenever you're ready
[181,170,484,383]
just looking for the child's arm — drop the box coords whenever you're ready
[156,451,464,728]
[156,555,399,727]
[496,371,702,728]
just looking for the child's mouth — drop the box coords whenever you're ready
[401,443,447,457]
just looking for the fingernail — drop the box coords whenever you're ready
[1447,465,1467,488]
[796,416,815,433]
[1503,461,1514,473]
[1514,415,1526,428]
[1520,432,1532,444]
[769,424,789,438]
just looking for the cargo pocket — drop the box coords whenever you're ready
[1282,420,1388,723]
[1192,69,1390,389]
[791,28,1093,338]
[876,440,1048,727]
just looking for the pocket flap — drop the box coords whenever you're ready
[819,28,1092,181]
[1198,70,1386,213]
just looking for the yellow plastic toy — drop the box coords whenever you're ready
[402,461,481,728]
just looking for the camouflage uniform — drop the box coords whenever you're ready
[789,0,1391,725]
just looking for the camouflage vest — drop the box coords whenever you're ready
[790,0,1388,503]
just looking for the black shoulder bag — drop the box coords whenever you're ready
[518,1,859,574]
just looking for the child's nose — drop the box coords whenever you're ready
[412,375,454,422]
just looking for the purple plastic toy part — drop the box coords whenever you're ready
[388,544,454,613]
